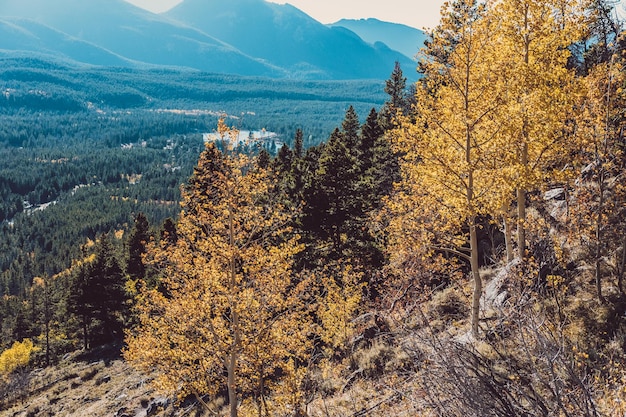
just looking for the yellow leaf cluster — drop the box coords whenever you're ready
[0,339,37,378]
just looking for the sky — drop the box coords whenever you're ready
[123,0,447,30]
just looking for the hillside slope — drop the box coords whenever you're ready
[0,0,285,77]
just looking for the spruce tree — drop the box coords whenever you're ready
[126,212,150,282]
[293,128,304,159]
[360,108,398,208]
[70,234,127,348]
[380,61,409,130]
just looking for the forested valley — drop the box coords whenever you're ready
[3,0,626,416]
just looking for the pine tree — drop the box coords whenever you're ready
[315,126,362,257]
[380,62,409,130]
[126,212,150,282]
[159,217,178,246]
[257,147,271,169]
[293,128,304,159]
[30,276,54,366]
[360,107,398,207]
[70,234,127,349]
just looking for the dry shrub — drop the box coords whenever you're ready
[402,299,600,417]
[428,286,469,325]
[350,342,413,380]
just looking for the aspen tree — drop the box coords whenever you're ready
[391,0,504,337]
[570,31,626,302]
[125,122,312,417]
[491,0,584,258]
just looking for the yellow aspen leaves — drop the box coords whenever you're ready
[0,339,36,377]
[125,121,313,417]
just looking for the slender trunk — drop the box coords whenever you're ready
[43,279,50,366]
[595,168,606,303]
[503,215,514,263]
[44,315,50,367]
[82,317,88,351]
[228,350,238,417]
[470,222,482,337]
[618,233,626,294]
[517,186,526,259]
[228,200,239,417]
[517,5,530,261]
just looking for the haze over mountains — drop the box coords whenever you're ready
[330,18,428,60]
[0,0,423,80]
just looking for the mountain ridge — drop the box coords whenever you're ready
[0,0,416,80]
[330,18,428,60]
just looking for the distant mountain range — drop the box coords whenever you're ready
[0,0,423,80]
[330,18,428,60]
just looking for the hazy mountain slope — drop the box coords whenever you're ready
[0,18,133,67]
[0,0,415,80]
[0,0,284,77]
[165,0,414,79]
[330,18,428,60]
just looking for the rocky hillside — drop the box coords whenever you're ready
[0,345,185,417]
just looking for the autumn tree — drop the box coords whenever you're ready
[491,0,584,258]
[389,0,504,336]
[0,338,37,406]
[125,123,314,417]
[569,29,626,301]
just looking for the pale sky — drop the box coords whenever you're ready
[124,0,446,30]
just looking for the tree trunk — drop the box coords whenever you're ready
[517,186,526,259]
[228,201,240,417]
[517,7,530,261]
[618,233,626,294]
[503,216,514,263]
[470,222,482,338]
[82,318,88,351]
[228,350,238,417]
[595,168,606,303]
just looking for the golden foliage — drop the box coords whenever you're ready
[0,339,36,377]
[317,263,365,353]
[125,121,313,416]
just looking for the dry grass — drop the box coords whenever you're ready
[0,344,186,417]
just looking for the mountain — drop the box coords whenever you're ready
[164,0,414,79]
[0,0,284,77]
[0,18,134,67]
[330,18,428,60]
[0,0,413,80]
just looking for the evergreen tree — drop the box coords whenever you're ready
[293,128,304,159]
[159,217,178,246]
[380,62,409,130]
[126,212,151,282]
[341,105,361,149]
[315,127,361,256]
[272,143,294,175]
[360,108,398,208]
[70,234,127,349]
[257,147,271,169]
